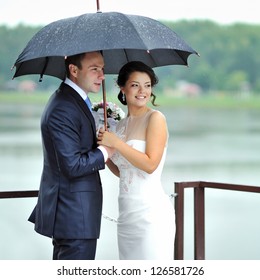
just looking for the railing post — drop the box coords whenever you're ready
[174,182,184,260]
[194,186,205,260]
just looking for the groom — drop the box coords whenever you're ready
[29,51,113,260]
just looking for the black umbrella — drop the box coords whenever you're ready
[12,2,198,127]
[13,13,198,78]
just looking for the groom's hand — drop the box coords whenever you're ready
[102,146,115,159]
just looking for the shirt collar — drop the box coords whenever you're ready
[64,77,87,100]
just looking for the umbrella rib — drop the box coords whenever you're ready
[122,14,149,49]
[39,57,49,82]
[170,50,188,66]
[12,63,22,79]
[124,49,130,62]
[175,50,191,66]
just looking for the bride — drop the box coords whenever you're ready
[98,61,175,260]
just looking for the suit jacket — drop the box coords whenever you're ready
[29,83,105,239]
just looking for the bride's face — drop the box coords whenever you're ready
[122,72,152,106]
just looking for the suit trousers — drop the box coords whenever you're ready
[52,238,97,260]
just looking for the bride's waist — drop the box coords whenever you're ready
[118,194,173,216]
[118,191,169,203]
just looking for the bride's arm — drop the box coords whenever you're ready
[106,159,120,177]
[97,111,167,174]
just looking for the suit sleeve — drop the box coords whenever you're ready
[45,103,105,179]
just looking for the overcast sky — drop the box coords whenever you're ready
[1,0,259,26]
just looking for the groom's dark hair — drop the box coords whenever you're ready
[65,53,86,78]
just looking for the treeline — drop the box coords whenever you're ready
[1,20,260,94]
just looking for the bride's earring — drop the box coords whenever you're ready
[122,93,125,102]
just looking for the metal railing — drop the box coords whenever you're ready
[174,181,260,260]
[1,181,260,260]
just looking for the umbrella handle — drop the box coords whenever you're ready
[102,80,108,131]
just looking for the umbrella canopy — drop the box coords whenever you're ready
[13,12,198,80]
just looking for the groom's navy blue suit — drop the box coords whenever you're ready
[29,82,105,259]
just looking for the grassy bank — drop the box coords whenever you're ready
[1,90,260,109]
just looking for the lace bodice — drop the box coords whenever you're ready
[111,109,168,195]
[113,108,169,142]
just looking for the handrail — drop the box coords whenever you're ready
[0,190,38,199]
[1,181,260,260]
[174,181,260,260]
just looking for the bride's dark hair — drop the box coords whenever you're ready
[117,61,159,106]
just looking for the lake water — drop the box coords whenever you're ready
[0,102,260,260]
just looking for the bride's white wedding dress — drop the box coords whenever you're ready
[111,109,175,260]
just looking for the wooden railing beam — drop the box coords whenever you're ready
[1,181,260,260]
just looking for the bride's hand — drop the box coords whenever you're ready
[97,128,118,148]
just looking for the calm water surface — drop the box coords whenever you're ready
[0,103,260,260]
